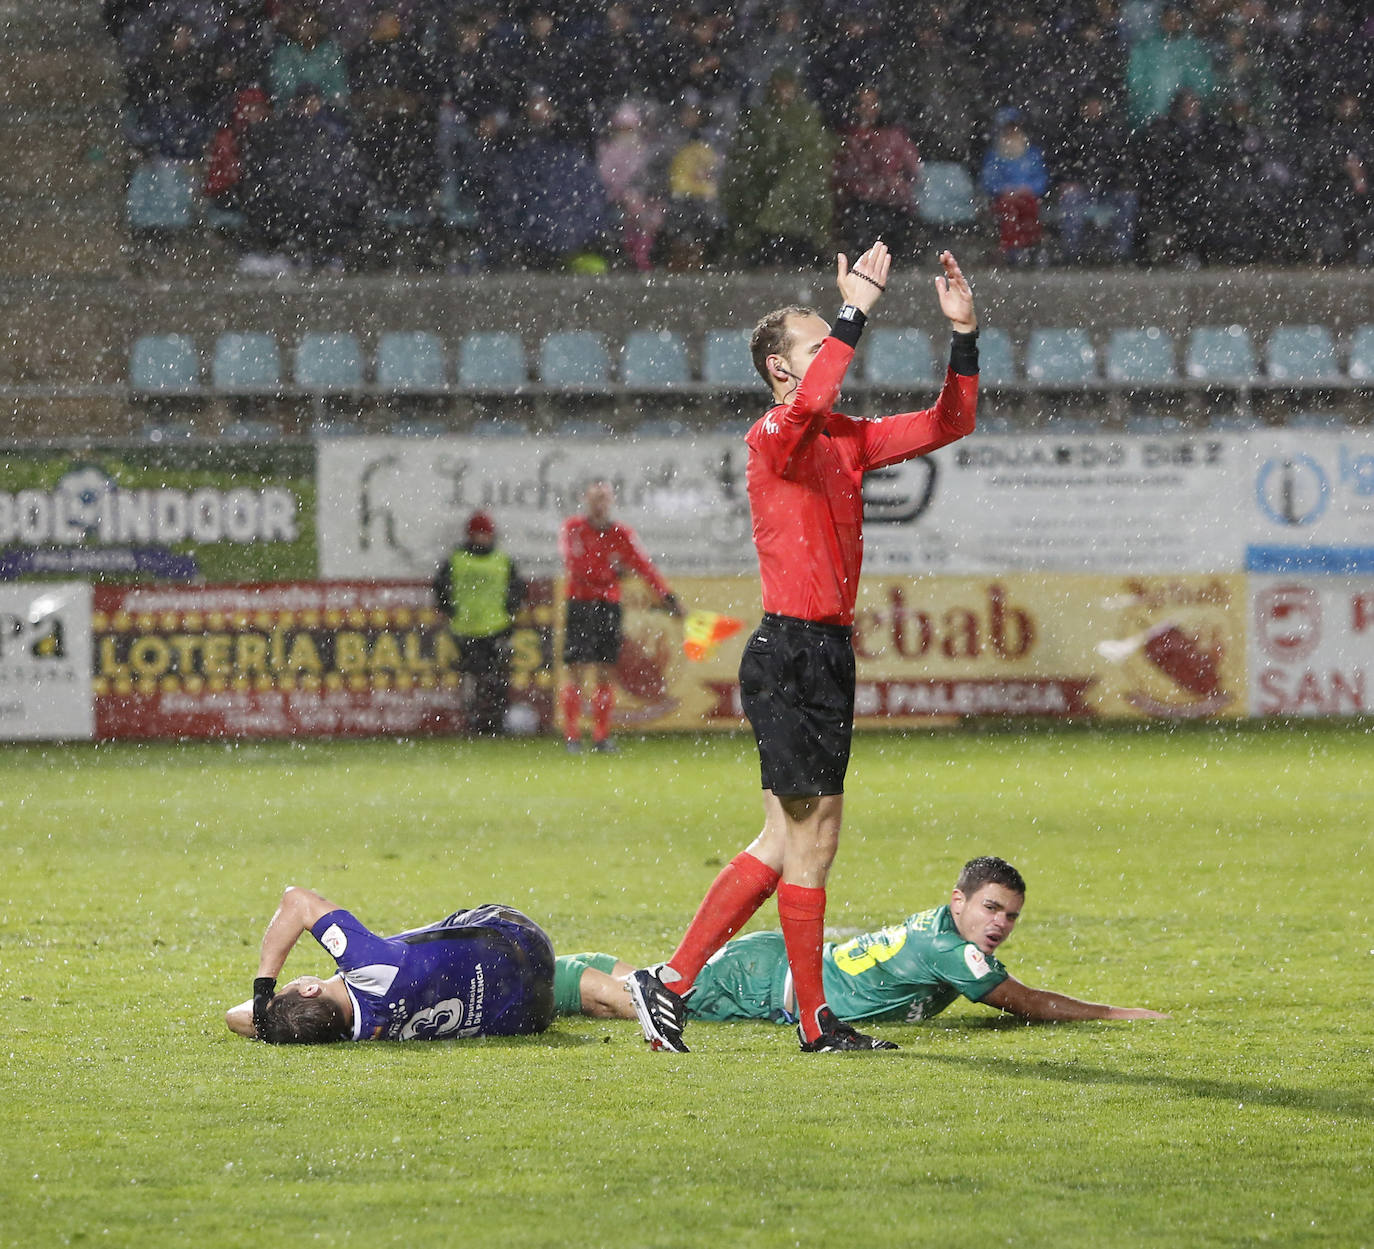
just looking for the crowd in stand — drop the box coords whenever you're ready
[102,0,1374,274]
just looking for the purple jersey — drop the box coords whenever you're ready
[310,904,556,1041]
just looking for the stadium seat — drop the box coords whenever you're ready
[457,332,527,389]
[1106,327,1176,383]
[558,419,613,437]
[539,331,611,388]
[1347,325,1374,381]
[126,160,196,229]
[917,161,978,226]
[977,327,1017,385]
[621,330,691,388]
[375,332,448,393]
[389,418,451,437]
[1025,328,1098,383]
[1286,410,1342,430]
[221,418,282,441]
[1124,413,1185,434]
[439,173,478,230]
[863,328,936,386]
[210,332,282,394]
[295,332,365,392]
[130,334,200,395]
[1266,324,1338,382]
[310,417,365,438]
[1184,325,1256,383]
[469,417,529,436]
[139,420,197,442]
[702,329,757,388]
[634,417,689,438]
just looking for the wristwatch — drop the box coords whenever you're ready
[837,304,864,323]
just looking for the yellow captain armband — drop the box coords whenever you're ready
[832,924,909,976]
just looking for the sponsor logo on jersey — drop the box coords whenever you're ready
[963,944,990,978]
[320,923,347,957]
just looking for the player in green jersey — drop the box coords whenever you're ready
[555,857,1166,1030]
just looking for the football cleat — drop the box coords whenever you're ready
[798,1006,898,1052]
[592,737,618,753]
[626,965,689,1052]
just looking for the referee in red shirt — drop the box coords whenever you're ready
[559,481,680,752]
[629,245,979,1052]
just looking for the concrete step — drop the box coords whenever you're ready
[0,47,121,110]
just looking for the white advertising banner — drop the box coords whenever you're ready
[1239,429,1374,575]
[1248,576,1374,715]
[0,581,94,740]
[316,430,1372,583]
[921,433,1239,573]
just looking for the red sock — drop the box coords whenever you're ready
[592,683,614,742]
[778,882,828,1042]
[561,685,582,742]
[663,852,781,994]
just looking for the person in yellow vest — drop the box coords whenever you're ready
[434,510,525,736]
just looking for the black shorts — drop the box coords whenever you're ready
[563,598,622,665]
[738,613,855,797]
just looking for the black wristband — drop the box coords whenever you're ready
[252,976,276,1040]
[830,304,866,349]
[254,976,277,999]
[950,328,979,377]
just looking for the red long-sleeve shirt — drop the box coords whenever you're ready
[559,515,672,604]
[745,334,978,626]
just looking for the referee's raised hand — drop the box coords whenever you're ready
[836,240,891,313]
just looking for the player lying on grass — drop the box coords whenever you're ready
[559,858,1166,1031]
[225,886,556,1043]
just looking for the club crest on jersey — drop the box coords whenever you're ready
[319,923,347,957]
[762,415,779,435]
[963,944,991,977]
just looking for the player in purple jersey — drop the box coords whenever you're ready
[226,886,556,1043]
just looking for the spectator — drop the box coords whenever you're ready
[978,11,1064,145]
[1132,87,1224,265]
[808,9,875,128]
[1051,91,1138,263]
[980,114,1050,265]
[1127,5,1216,128]
[500,8,587,143]
[140,20,216,158]
[1306,90,1374,266]
[483,92,612,270]
[596,100,666,272]
[722,68,835,268]
[832,87,922,260]
[1209,93,1300,263]
[654,93,726,270]
[349,7,441,222]
[585,4,657,112]
[248,84,368,269]
[735,5,809,109]
[203,85,277,263]
[883,4,982,163]
[269,8,350,106]
[440,7,507,130]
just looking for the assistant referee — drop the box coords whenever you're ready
[628,244,980,1053]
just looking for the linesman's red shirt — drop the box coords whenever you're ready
[559,515,672,603]
[745,335,977,626]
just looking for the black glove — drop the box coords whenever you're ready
[251,976,276,1040]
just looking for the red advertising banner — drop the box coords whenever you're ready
[92,581,554,739]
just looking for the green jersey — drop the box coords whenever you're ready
[822,905,1008,1024]
[676,905,1008,1027]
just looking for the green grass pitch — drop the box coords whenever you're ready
[1,722,1370,1248]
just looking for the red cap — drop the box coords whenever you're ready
[466,510,495,538]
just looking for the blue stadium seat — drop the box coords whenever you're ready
[1106,328,1176,383]
[1348,325,1374,381]
[310,417,365,438]
[917,161,978,226]
[863,328,936,386]
[1124,413,1185,434]
[558,419,614,437]
[295,333,365,392]
[126,160,196,229]
[977,327,1016,385]
[1266,324,1338,382]
[621,330,691,388]
[457,332,527,389]
[210,332,281,394]
[539,331,611,388]
[635,417,689,438]
[130,334,200,395]
[469,417,529,436]
[1025,329,1098,383]
[376,332,448,393]
[389,418,451,437]
[139,420,197,442]
[439,173,478,230]
[702,329,757,388]
[221,418,283,441]
[1185,325,1256,383]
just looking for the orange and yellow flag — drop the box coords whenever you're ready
[682,609,745,661]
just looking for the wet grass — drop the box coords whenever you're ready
[1,722,1370,1248]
